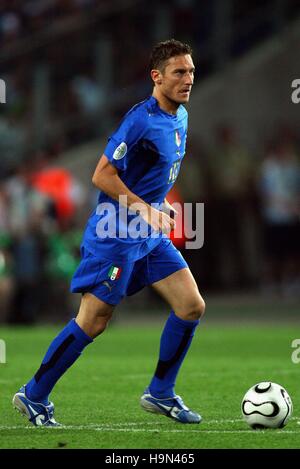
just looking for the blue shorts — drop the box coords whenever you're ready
[70,238,188,305]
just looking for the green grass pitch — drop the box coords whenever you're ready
[0,318,299,449]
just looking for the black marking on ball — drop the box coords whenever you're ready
[254,383,271,393]
[278,388,291,428]
[242,400,280,417]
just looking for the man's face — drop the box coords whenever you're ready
[156,54,195,104]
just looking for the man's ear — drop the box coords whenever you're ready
[151,69,162,85]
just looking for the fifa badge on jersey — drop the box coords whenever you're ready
[113,142,127,160]
[108,265,122,281]
[175,130,181,147]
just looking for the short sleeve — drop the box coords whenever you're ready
[104,109,147,172]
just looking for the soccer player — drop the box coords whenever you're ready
[13,39,205,426]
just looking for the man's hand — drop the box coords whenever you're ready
[161,199,178,219]
[93,156,177,233]
[138,205,176,234]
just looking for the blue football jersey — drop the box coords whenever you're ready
[82,95,188,261]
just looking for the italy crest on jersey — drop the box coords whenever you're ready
[175,130,181,147]
[108,265,122,280]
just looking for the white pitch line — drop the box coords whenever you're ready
[1,416,298,432]
[1,419,300,434]
[0,425,300,434]
[0,419,243,431]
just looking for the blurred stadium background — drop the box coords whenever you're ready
[0,0,300,326]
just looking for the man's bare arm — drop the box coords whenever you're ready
[92,154,149,212]
[163,198,178,219]
[92,155,175,232]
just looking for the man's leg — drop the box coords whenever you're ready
[150,267,205,397]
[13,293,114,426]
[141,268,205,423]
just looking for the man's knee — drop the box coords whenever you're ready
[175,295,206,321]
[94,311,113,334]
[188,296,205,321]
[76,293,114,338]
[197,297,206,318]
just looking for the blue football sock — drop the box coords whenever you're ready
[149,311,199,399]
[25,319,93,404]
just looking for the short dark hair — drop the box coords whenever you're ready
[149,39,192,72]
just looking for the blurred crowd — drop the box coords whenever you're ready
[0,0,103,41]
[0,147,87,324]
[181,125,300,299]
[1,0,300,323]
[1,0,300,180]
[0,123,300,324]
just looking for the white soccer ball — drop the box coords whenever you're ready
[241,382,293,429]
